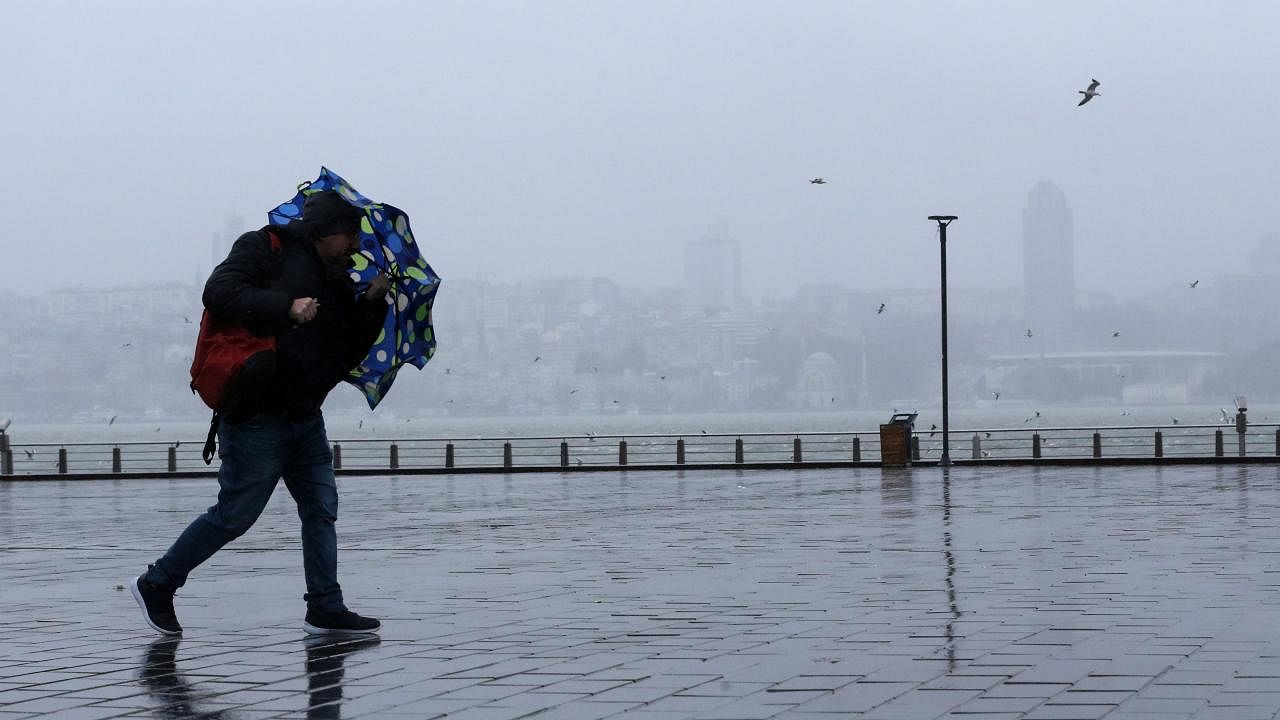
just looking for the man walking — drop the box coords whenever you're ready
[132,190,389,636]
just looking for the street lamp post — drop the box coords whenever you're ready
[928,215,957,467]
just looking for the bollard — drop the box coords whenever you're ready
[1214,430,1223,457]
[1154,431,1163,458]
[1276,428,1280,457]
[445,442,455,469]
[168,446,177,472]
[1237,408,1248,457]
[112,447,121,474]
[792,437,802,464]
[389,443,399,470]
[735,437,744,464]
[58,447,67,474]
[560,441,568,468]
[1093,432,1102,458]
[332,443,342,470]
[1032,433,1041,459]
[851,436,861,462]
[676,438,685,465]
[972,433,981,460]
[619,440,627,466]
[0,433,11,475]
[910,436,920,461]
[503,442,512,469]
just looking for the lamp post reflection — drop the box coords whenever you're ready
[941,468,960,671]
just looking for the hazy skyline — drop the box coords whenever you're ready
[4,1,1277,299]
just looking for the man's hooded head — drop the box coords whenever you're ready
[301,190,363,240]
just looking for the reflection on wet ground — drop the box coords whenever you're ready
[135,635,380,719]
[4,464,1280,718]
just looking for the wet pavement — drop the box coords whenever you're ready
[3,464,1280,719]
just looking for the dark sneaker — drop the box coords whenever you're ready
[303,607,381,635]
[131,575,182,635]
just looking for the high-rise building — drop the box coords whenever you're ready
[212,213,246,269]
[1022,181,1075,339]
[684,230,742,311]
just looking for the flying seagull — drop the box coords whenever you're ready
[877,303,886,314]
[1112,331,1120,338]
[1189,280,1199,288]
[991,391,1000,401]
[1025,329,1033,338]
[1077,78,1101,106]
[809,178,827,185]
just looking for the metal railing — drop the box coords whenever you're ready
[2,422,1278,478]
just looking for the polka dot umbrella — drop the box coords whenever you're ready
[268,167,441,409]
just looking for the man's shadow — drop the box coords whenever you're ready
[140,635,381,719]
[139,637,230,719]
[304,635,383,719]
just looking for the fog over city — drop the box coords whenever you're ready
[3,1,1279,430]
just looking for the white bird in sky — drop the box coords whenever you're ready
[1077,78,1101,106]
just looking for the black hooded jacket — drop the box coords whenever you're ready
[203,224,386,419]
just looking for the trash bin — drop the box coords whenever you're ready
[880,412,917,466]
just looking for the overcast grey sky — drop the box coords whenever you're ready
[3,1,1276,298]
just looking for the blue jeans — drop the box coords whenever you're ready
[145,413,345,612]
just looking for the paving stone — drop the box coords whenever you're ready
[4,465,1280,718]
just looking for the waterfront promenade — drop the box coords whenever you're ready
[4,464,1280,719]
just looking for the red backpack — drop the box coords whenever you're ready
[190,231,282,462]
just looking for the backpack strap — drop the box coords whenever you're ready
[202,412,221,465]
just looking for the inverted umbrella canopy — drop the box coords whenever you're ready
[269,167,441,408]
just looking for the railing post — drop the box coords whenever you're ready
[0,433,11,475]
[112,447,121,474]
[389,443,399,470]
[676,438,685,465]
[971,433,981,460]
[1154,431,1163,458]
[851,436,861,462]
[1214,430,1224,458]
[503,442,512,469]
[560,441,568,468]
[1275,428,1280,457]
[168,446,177,472]
[1032,433,1041,459]
[735,437,744,464]
[618,440,627,466]
[910,436,920,461]
[792,437,802,464]
[58,447,67,474]
[1092,432,1102,459]
[332,443,342,470]
[445,442,455,468]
